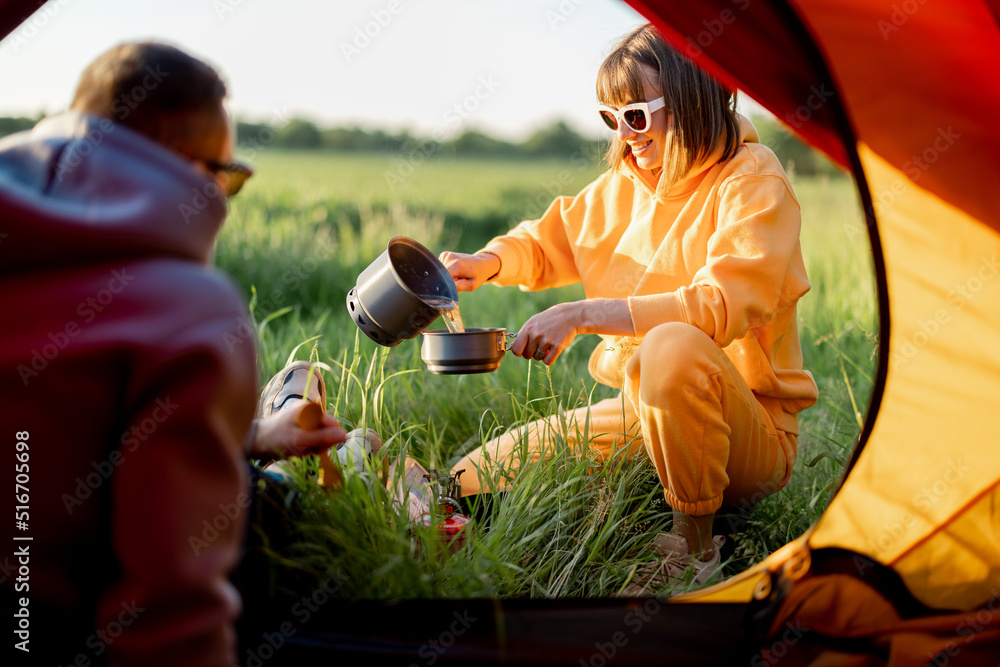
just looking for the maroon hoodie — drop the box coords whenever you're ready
[0,112,256,666]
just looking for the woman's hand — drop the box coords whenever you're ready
[439,251,501,292]
[249,398,347,461]
[510,302,584,365]
[511,299,635,365]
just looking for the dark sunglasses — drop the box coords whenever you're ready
[202,159,254,197]
[597,97,666,134]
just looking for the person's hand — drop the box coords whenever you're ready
[511,299,635,364]
[249,398,347,460]
[510,301,585,365]
[438,251,500,292]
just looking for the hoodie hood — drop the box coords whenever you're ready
[622,112,761,201]
[0,112,227,273]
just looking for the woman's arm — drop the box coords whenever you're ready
[510,297,635,364]
[439,251,501,292]
[443,176,606,293]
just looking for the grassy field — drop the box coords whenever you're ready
[215,148,877,599]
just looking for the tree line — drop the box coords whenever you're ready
[234,118,604,160]
[0,114,839,176]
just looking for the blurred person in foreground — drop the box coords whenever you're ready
[441,24,818,593]
[0,42,348,665]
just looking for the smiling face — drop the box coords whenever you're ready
[597,24,741,187]
[611,63,672,173]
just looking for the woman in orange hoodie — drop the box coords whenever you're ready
[441,24,818,590]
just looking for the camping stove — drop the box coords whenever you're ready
[418,468,473,551]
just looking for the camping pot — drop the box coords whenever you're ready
[347,236,459,347]
[420,328,518,375]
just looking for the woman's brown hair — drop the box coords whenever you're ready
[597,24,740,185]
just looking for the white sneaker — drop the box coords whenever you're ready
[256,360,326,419]
[623,532,725,596]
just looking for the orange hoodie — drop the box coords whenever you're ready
[481,115,817,434]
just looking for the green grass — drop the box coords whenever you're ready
[216,150,877,599]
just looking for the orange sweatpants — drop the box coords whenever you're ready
[450,323,795,516]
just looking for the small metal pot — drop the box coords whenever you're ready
[347,236,459,347]
[420,328,517,375]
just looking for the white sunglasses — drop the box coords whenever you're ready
[597,97,666,133]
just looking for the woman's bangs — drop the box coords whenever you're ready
[596,54,646,108]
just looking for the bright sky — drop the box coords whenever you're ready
[0,0,762,141]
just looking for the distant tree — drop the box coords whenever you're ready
[321,126,364,151]
[448,130,518,156]
[276,118,322,149]
[370,129,408,152]
[0,116,38,138]
[381,129,410,152]
[751,114,841,177]
[523,120,590,157]
[236,121,273,145]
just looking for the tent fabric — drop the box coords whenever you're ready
[810,145,1000,611]
[625,0,851,168]
[0,0,36,44]
[274,598,760,666]
[736,548,1000,664]
[762,571,1000,666]
[633,0,1000,652]
[758,552,1000,667]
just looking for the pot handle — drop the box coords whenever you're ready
[503,332,518,351]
